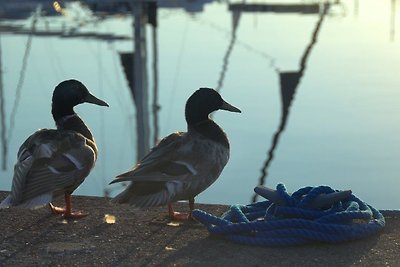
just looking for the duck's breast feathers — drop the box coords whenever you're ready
[10,129,97,206]
[190,120,230,148]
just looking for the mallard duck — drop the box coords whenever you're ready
[0,79,108,218]
[110,88,240,220]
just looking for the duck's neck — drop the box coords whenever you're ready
[52,105,94,141]
[188,119,230,148]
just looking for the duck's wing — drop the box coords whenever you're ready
[0,129,96,209]
[110,132,200,207]
[111,132,196,184]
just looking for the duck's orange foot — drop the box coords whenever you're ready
[48,203,88,219]
[49,203,66,215]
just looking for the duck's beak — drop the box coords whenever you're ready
[84,93,109,107]
[220,100,241,113]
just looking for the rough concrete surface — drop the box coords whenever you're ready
[0,191,399,267]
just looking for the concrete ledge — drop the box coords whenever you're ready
[0,191,399,266]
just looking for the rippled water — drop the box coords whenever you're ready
[0,0,399,209]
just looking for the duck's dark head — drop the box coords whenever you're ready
[52,79,109,121]
[185,88,241,125]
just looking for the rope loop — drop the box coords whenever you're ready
[192,184,386,246]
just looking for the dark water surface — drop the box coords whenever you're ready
[0,0,399,209]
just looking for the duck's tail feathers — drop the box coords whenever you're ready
[0,195,13,209]
[129,191,170,207]
[109,176,131,185]
[18,193,52,209]
[0,193,51,209]
[112,189,170,208]
[109,175,178,185]
[111,188,133,204]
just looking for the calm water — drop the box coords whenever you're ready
[0,0,399,209]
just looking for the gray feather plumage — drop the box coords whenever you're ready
[111,132,229,207]
[0,129,97,209]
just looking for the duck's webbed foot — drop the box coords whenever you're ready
[49,203,66,214]
[48,193,88,219]
[168,198,195,221]
[62,210,89,219]
[169,210,191,220]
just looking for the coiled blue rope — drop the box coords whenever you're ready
[192,184,385,246]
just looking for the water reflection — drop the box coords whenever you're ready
[0,40,5,170]
[0,0,399,209]
[0,7,39,171]
[252,3,329,202]
[228,2,321,14]
[117,2,159,157]
[215,10,241,93]
[0,2,58,19]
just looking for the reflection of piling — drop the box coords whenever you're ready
[113,2,157,196]
[151,26,159,146]
[252,3,329,202]
[120,2,158,160]
[149,1,159,146]
[0,39,6,170]
[132,1,150,161]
